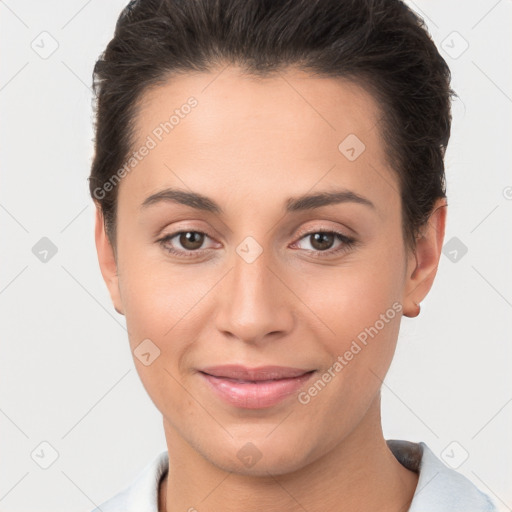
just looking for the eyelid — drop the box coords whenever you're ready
[293,222,353,240]
[156,221,218,241]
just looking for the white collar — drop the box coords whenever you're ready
[387,440,496,511]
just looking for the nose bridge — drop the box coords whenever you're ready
[214,237,293,343]
[233,240,273,301]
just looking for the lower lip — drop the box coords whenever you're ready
[199,371,315,409]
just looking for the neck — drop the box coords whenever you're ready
[159,396,418,512]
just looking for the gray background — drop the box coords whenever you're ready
[0,0,511,510]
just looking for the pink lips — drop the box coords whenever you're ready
[199,365,315,409]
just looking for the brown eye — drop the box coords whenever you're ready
[177,231,205,250]
[293,229,357,258]
[309,232,336,251]
[158,230,216,258]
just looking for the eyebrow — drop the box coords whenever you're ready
[141,187,375,213]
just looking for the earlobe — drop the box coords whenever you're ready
[403,198,447,318]
[94,205,125,316]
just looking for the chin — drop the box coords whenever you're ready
[198,430,319,478]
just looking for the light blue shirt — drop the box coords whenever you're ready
[90,440,497,511]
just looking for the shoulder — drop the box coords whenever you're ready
[388,440,497,512]
[87,450,169,512]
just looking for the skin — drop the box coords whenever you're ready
[95,65,447,512]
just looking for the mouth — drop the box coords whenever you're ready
[198,365,316,409]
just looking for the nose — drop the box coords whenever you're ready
[213,244,295,345]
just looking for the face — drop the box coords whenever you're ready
[96,66,444,476]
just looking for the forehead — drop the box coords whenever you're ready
[121,65,396,216]
[133,65,384,151]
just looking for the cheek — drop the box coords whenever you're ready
[293,241,405,352]
[116,249,224,409]
[117,263,205,417]
[120,265,200,355]
[291,240,405,411]
[291,263,403,442]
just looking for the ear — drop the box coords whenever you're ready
[402,198,447,318]
[94,204,124,315]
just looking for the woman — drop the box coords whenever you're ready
[88,0,497,510]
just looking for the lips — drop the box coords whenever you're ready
[198,365,315,409]
[200,365,313,381]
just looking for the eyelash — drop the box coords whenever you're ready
[157,228,357,259]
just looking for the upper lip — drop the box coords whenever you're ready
[199,365,314,381]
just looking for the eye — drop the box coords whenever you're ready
[292,229,356,257]
[157,230,217,258]
[157,228,357,259]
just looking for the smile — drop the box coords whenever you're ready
[198,365,316,409]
